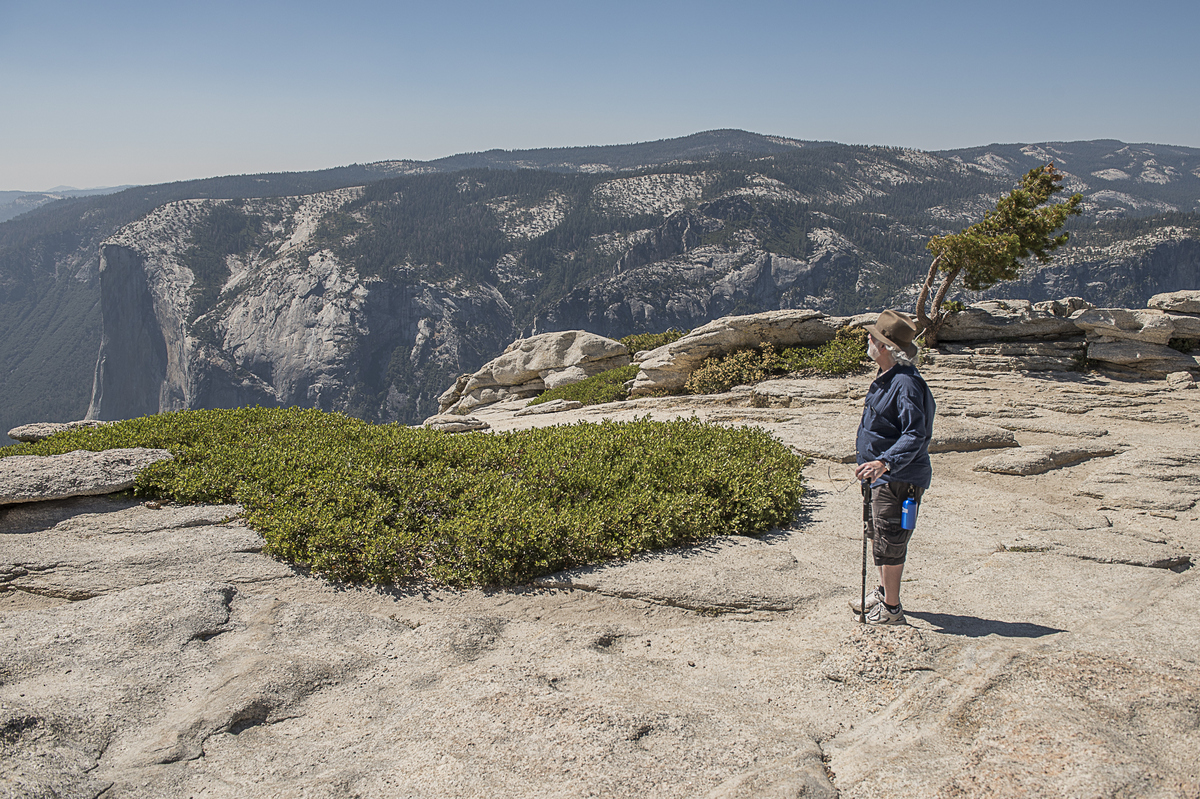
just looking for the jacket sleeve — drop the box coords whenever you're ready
[878,378,928,472]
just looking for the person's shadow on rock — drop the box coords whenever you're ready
[905,610,1065,638]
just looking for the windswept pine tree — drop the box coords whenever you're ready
[915,164,1084,345]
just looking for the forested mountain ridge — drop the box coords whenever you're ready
[0,186,135,224]
[3,132,1199,441]
[365,129,822,175]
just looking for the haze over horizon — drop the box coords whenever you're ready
[3,0,1198,191]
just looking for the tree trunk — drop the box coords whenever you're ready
[914,255,942,333]
[920,267,959,349]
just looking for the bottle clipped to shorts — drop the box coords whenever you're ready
[901,488,918,531]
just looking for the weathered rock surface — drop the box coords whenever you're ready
[1073,307,1180,344]
[629,310,871,397]
[989,417,1109,438]
[827,645,1200,797]
[4,367,1200,798]
[469,330,629,390]
[1167,370,1197,389]
[512,399,584,417]
[1,502,275,600]
[1087,338,1200,375]
[536,535,830,613]
[1165,311,1200,338]
[704,740,835,799]
[0,448,173,505]
[770,408,863,463]
[1096,407,1194,425]
[922,339,1084,372]
[422,414,491,433]
[935,299,1083,342]
[928,418,1018,453]
[618,297,1200,400]
[1032,296,1093,317]
[1148,289,1200,315]
[972,443,1120,475]
[6,420,106,443]
[1077,448,1200,510]
[1000,528,1190,569]
[440,330,628,413]
[749,378,866,407]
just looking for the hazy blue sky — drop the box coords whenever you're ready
[3,0,1198,190]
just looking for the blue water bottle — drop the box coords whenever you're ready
[901,494,918,530]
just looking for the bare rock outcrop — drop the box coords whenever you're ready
[1167,371,1197,389]
[1072,307,1200,376]
[990,418,1109,438]
[439,330,629,413]
[935,299,1085,342]
[0,448,173,505]
[6,420,106,443]
[1086,339,1200,375]
[512,399,584,416]
[630,310,873,397]
[1074,307,1185,344]
[422,414,491,433]
[827,647,1200,797]
[922,339,1085,373]
[1,501,267,600]
[972,443,1120,475]
[536,535,829,613]
[924,299,1200,379]
[624,296,1199,393]
[9,299,1200,797]
[1148,289,1200,314]
[999,528,1190,569]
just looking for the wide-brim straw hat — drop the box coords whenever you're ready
[865,310,921,359]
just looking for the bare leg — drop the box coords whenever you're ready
[880,563,904,606]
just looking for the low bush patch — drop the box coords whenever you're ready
[620,329,685,354]
[3,408,806,587]
[685,326,868,394]
[528,363,639,406]
[780,326,869,375]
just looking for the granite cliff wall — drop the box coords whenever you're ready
[85,197,517,425]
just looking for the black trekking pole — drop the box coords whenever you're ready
[860,479,870,624]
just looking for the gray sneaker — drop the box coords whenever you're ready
[849,585,885,614]
[865,600,905,625]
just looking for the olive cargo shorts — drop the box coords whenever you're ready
[867,481,924,566]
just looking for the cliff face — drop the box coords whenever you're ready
[88,244,173,419]
[536,214,878,337]
[87,193,516,424]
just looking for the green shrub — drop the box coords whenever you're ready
[528,363,639,406]
[620,329,685,354]
[685,343,780,394]
[779,326,869,376]
[684,327,868,395]
[2,407,805,587]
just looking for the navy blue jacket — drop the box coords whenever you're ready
[856,364,935,488]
